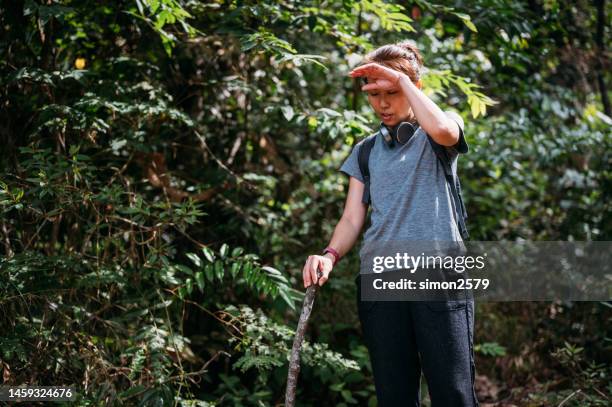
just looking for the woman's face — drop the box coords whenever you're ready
[365,75,421,127]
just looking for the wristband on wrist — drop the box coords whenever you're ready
[322,247,340,266]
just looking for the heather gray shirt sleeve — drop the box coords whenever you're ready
[339,139,367,183]
[445,111,468,155]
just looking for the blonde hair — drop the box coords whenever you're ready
[362,41,424,83]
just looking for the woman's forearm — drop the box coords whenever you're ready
[325,215,363,259]
[398,76,459,146]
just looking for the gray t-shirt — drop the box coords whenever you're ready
[340,113,468,261]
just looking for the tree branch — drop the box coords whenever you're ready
[285,283,320,407]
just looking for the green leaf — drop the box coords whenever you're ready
[330,383,345,391]
[464,19,477,33]
[454,12,478,33]
[219,243,229,259]
[202,247,215,262]
[261,265,281,276]
[230,262,241,278]
[243,262,253,279]
[231,247,244,257]
[204,264,214,282]
[186,253,201,268]
[175,264,193,276]
[281,105,295,121]
[195,271,205,292]
[475,342,507,357]
[278,288,295,310]
[341,389,357,403]
[469,95,481,118]
[214,260,224,280]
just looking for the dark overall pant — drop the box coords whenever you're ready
[356,275,479,407]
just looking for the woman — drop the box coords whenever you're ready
[301,41,478,406]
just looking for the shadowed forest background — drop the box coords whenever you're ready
[0,0,610,406]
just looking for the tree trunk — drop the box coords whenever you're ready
[594,0,610,116]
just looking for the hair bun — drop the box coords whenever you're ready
[362,41,424,82]
[395,41,424,66]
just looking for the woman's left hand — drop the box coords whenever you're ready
[349,63,406,91]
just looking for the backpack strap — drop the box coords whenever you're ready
[358,135,376,205]
[426,135,470,240]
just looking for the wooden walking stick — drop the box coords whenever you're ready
[284,270,322,407]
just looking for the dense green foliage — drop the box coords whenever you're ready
[1,0,610,406]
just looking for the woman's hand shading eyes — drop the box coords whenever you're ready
[349,63,405,92]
